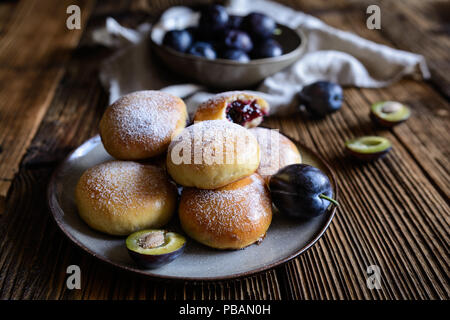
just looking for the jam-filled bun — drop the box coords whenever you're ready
[179,174,272,249]
[193,91,269,128]
[250,127,302,181]
[166,120,260,189]
[99,91,187,160]
[75,161,177,236]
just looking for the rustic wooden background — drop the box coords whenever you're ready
[0,0,448,299]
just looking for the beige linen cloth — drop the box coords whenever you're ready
[94,0,429,116]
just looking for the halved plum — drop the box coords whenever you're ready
[370,101,410,127]
[345,136,392,161]
[126,229,186,269]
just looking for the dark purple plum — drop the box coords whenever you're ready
[228,15,243,29]
[242,12,276,38]
[186,26,213,41]
[269,164,338,219]
[252,38,282,58]
[162,29,193,53]
[188,42,217,59]
[199,4,229,33]
[222,49,250,62]
[223,29,253,52]
[298,81,343,118]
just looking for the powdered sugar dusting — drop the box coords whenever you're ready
[103,91,184,152]
[168,120,259,165]
[250,127,301,177]
[79,161,173,215]
[181,174,271,235]
[196,91,252,114]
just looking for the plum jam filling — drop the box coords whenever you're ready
[226,99,266,126]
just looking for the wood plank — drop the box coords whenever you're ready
[356,0,450,98]
[0,0,93,212]
[291,0,450,204]
[277,0,450,97]
[338,0,450,201]
[262,0,450,300]
[0,1,17,33]
[308,0,450,199]
[360,82,450,200]
[263,86,450,299]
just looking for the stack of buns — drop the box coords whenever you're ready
[75,90,301,250]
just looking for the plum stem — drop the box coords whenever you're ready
[319,194,339,207]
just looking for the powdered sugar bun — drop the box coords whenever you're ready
[179,174,272,249]
[193,91,269,128]
[99,91,187,160]
[250,127,302,182]
[75,161,177,236]
[166,120,260,189]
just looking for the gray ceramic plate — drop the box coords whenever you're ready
[151,24,306,90]
[48,135,337,281]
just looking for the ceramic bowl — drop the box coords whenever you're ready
[150,24,306,89]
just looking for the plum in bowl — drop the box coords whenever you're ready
[150,6,306,89]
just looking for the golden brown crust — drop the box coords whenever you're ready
[166,120,260,189]
[250,127,302,182]
[99,90,187,160]
[179,174,272,249]
[75,161,177,236]
[193,91,269,128]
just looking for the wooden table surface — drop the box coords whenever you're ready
[0,0,449,300]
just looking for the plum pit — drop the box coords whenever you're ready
[126,229,186,269]
[137,231,165,249]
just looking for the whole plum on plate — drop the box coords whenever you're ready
[269,164,338,219]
